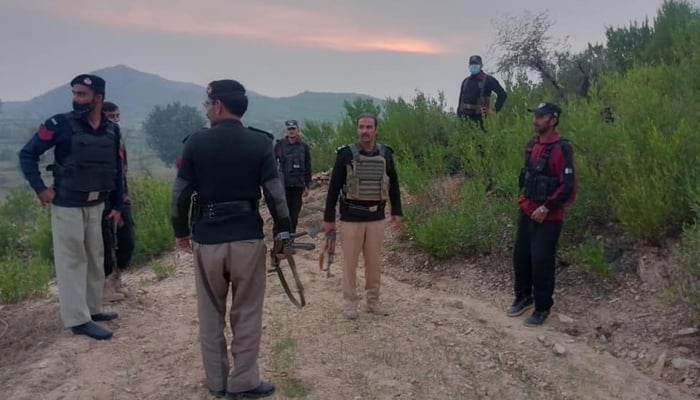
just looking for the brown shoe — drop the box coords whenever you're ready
[103,281,125,302]
[343,309,358,320]
[367,305,389,316]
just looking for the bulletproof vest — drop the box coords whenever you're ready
[58,113,118,193]
[462,74,489,108]
[519,139,562,203]
[277,140,307,178]
[343,143,390,202]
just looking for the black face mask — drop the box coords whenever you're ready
[72,101,92,114]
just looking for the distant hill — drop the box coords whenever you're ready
[0,65,382,132]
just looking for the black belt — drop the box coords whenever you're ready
[57,188,108,202]
[197,200,256,219]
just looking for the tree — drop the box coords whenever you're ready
[604,19,653,73]
[491,10,570,98]
[142,102,206,167]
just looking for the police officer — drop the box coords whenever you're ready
[320,113,403,320]
[18,74,124,340]
[507,102,577,327]
[101,101,135,302]
[171,79,291,399]
[274,119,311,233]
[457,55,508,130]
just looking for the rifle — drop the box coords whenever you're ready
[269,231,315,308]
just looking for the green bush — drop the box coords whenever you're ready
[0,255,52,304]
[128,176,174,264]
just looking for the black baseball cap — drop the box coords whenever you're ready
[468,55,482,65]
[528,102,562,118]
[284,120,299,129]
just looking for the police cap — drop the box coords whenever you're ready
[468,55,483,65]
[528,102,562,118]
[70,74,106,95]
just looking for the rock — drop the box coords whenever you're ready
[553,344,567,356]
[671,358,700,370]
[537,335,547,344]
[557,313,575,324]
[449,300,465,310]
[629,351,638,360]
[653,353,667,378]
[676,328,699,337]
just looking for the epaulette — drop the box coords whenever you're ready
[336,145,350,154]
[46,113,67,130]
[248,126,274,140]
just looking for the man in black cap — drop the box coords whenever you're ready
[171,79,292,399]
[457,55,508,130]
[507,102,577,327]
[18,74,124,340]
[274,119,311,233]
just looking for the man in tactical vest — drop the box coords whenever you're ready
[101,101,135,302]
[18,74,124,340]
[507,102,577,327]
[457,55,508,130]
[274,119,311,233]
[171,79,292,399]
[320,113,403,320]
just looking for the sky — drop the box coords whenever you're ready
[0,0,667,107]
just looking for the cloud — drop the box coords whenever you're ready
[10,0,454,55]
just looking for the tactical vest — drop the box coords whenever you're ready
[460,74,490,114]
[519,139,563,203]
[276,140,308,187]
[343,143,390,202]
[58,113,118,193]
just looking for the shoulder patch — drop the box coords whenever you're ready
[37,124,54,141]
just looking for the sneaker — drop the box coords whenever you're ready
[343,309,358,320]
[228,382,275,399]
[71,321,113,340]
[506,297,533,317]
[523,310,551,327]
[367,305,389,316]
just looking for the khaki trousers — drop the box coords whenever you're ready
[51,203,105,328]
[193,239,267,393]
[340,220,386,311]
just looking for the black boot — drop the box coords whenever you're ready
[506,297,533,317]
[91,311,119,321]
[523,309,551,327]
[71,321,113,340]
[228,382,275,399]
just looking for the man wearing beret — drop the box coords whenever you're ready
[18,74,124,340]
[274,119,311,233]
[171,79,291,399]
[507,102,577,327]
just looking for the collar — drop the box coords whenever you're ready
[537,130,561,144]
[212,118,243,128]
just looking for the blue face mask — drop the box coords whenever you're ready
[469,64,481,75]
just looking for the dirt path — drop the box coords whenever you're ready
[0,236,695,400]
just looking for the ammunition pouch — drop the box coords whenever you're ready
[340,196,385,218]
[522,173,558,204]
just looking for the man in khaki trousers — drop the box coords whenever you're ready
[320,113,403,319]
[18,74,124,340]
[171,80,291,399]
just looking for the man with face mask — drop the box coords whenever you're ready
[100,102,135,302]
[273,120,311,233]
[457,55,508,130]
[171,79,291,399]
[18,74,124,340]
[507,102,577,327]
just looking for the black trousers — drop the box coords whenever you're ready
[102,204,136,277]
[285,187,305,233]
[512,211,562,312]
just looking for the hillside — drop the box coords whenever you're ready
[0,65,381,130]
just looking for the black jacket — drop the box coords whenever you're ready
[171,119,291,244]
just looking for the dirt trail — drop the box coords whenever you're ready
[0,241,694,400]
[1,186,698,399]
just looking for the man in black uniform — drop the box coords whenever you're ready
[171,79,291,399]
[274,119,311,233]
[101,101,135,302]
[18,74,123,340]
[457,55,508,130]
[320,113,403,319]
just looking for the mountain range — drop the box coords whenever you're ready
[0,65,381,132]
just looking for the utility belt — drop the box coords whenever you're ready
[56,186,108,203]
[340,196,385,218]
[195,200,257,219]
[461,103,482,110]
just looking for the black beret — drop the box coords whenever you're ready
[206,79,246,99]
[70,74,106,95]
